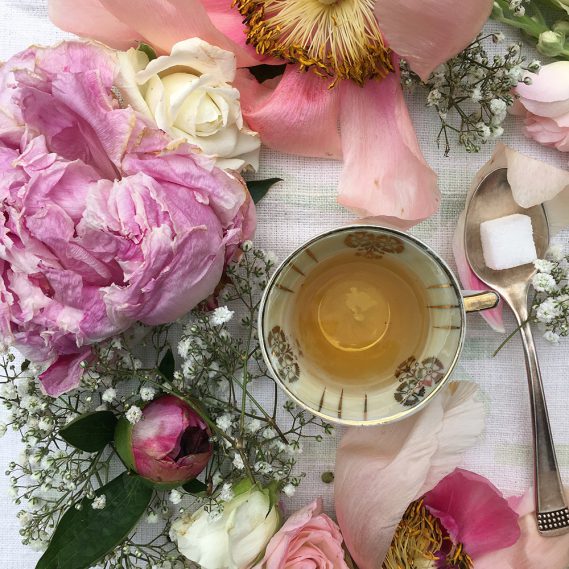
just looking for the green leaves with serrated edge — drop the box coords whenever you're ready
[36,473,153,569]
[137,42,157,61]
[182,479,208,497]
[246,178,282,204]
[60,411,118,453]
[158,348,175,380]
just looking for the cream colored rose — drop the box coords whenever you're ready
[116,38,260,171]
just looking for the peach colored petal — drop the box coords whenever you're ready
[337,73,439,224]
[374,0,493,81]
[477,488,569,569]
[516,62,569,103]
[48,0,139,49]
[335,381,485,569]
[234,66,342,160]
[97,0,260,66]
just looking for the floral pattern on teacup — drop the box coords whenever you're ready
[344,231,405,259]
[267,326,300,383]
[394,356,445,407]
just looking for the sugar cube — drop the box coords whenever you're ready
[480,213,537,270]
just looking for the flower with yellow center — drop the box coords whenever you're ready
[234,0,393,85]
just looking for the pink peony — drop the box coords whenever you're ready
[254,498,350,569]
[513,61,569,151]
[0,41,254,397]
[115,395,212,486]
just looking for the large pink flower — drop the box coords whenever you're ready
[49,0,494,226]
[0,42,254,396]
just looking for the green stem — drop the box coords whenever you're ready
[493,319,529,357]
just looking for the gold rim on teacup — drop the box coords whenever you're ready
[258,225,498,426]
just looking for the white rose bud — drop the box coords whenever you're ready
[116,38,261,172]
[170,481,280,569]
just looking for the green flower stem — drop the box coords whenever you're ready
[492,0,549,38]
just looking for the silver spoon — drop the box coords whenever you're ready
[464,167,569,536]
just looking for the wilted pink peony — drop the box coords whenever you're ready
[116,395,213,486]
[254,498,350,569]
[513,62,569,151]
[0,41,254,397]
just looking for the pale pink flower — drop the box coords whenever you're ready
[513,61,569,151]
[48,0,494,226]
[334,381,485,569]
[0,42,254,396]
[254,498,349,569]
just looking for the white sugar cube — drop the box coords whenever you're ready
[480,214,537,270]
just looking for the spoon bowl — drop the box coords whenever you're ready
[464,167,569,537]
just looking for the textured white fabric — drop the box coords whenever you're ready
[1,2,569,567]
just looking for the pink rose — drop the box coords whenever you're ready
[115,395,212,487]
[0,42,255,396]
[254,498,350,569]
[513,61,569,151]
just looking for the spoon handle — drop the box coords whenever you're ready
[511,297,569,536]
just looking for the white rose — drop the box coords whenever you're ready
[170,482,280,569]
[116,38,260,172]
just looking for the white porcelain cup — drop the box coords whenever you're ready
[258,225,498,426]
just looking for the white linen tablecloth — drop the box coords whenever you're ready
[1,2,569,566]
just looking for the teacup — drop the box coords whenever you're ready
[258,225,498,425]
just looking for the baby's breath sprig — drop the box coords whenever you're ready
[531,245,569,344]
[401,33,539,155]
[0,243,332,569]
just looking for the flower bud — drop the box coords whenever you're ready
[553,20,569,36]
[115,395,212,488]
[537,30,566,57]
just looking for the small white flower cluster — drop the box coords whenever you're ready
[403,33,539,155]
[532,246,569,344]
[507,0,527,17]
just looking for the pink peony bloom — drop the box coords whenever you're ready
[116,395,213,486]
[513,62,569,151]
[48,0,494,226]
[254,498,350,569]
[0,41,254,396]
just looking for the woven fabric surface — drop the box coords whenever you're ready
[1,2,569,566]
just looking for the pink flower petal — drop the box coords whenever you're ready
[477,488,569,569]
[335,381,485,569]
[48,0,139,49]
[234,66,342,159]
[39,348,92,397]
[337,73,439,224]
[374,0,493,81]
[98,0,260,66]
[516,62,569,104]
[423,469,520,559]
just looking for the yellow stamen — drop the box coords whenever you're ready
[383,500,474,569]
[233,0,393,86]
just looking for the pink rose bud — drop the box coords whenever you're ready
[115,395,212,488]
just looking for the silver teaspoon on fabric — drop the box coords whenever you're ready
[464,167,569,537]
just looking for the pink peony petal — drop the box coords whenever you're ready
[39,348,93,397]
[335,381,485,569]
[374,0,493,81]
[234,66,342,160]
[48,0,140,49]
[516,62,569,104]
[337,73,439,224]
[98,0,260,66]
[477,488,569,569]
[423,468,520,559]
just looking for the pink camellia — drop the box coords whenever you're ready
[0,41,254,397]
[254,498,350,569]
[116,395,213,487]
[513,61,569,151]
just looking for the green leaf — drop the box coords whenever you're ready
[248,64,286,83]
[246,178,283,204]
[60,411,118,453]
[137,42,157,61]
[113,417,136,472]
[159,348,175,380]
[183,479,208,497]
[36,473,153,569]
